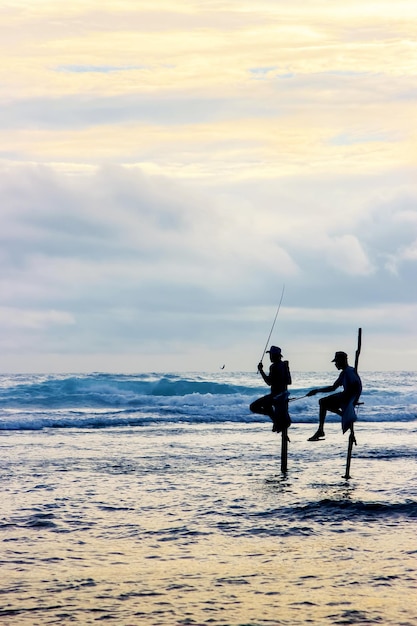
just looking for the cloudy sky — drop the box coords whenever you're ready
[1,0,416,373]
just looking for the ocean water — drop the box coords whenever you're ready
[1,371,416,626]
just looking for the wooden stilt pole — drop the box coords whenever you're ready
[354,328,362,372]
[343,328,362,479]
[281,428,288,473]
[343,424,356,479]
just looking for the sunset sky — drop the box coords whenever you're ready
[1,0,416,372]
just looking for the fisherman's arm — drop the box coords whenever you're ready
[307,382,339,396]
[257,362,271,385]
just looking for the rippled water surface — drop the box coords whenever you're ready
[1,420,417,625]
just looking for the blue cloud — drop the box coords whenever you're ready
[328,132,396,146]
[0,93,278,129]
[249,67,296,81]
[55,65,148,73]
[249,66,277,76]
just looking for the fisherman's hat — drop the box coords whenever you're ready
[267,346,282,356]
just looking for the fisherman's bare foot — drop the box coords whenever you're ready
[308,429,325,441]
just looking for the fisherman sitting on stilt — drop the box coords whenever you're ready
[250,346,292,434]
[307,351,362,441]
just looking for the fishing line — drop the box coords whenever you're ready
[259,284,285,364]
[288,393,309,403]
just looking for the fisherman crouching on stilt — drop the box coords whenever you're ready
[307,351,362,441]
[250,346,292,433]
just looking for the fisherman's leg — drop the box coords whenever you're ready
[308,393,343,441]
[317,399,327,433]
[249,396,264,415]
[250,395,274,418]
[273,398,291,433]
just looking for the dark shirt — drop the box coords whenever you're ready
[334,366,362,402]
[268,360,292,396]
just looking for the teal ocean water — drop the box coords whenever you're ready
[0,370,415,429]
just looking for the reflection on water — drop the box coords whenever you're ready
[0,422,416,625]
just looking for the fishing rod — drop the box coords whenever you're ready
[259,284,285,365]
[288,393,309,403]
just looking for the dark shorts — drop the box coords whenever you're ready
[249,394,275,418]
[319,392,348,415]
[249,393,290,428]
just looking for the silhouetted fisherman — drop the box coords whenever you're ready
[307,351,362,441]
[250,346,292,433]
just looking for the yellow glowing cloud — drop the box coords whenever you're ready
[0,0,416,178]
[1,1,416,97]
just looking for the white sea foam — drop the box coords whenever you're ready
[0,371,415,430]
